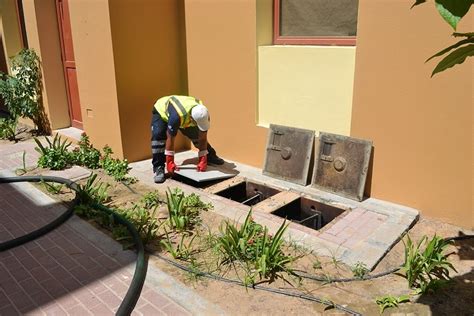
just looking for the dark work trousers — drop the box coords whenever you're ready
[150,112,217,172]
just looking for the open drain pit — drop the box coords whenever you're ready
[215,181,281,206]
[272,197,345,230]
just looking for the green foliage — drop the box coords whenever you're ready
[114,204,161,245]
[183,192,213,211]
[160,230,197,260]
[401,234,456,294]
[217,211,294,282]
[351,261,369,279]
[0,49,41,121]
[0,117,17,141]
[165,188,202,232]
[72,132,101,169]
[34,134,73,170]
[412,0,473,76]
[100,145,134,183]
[76,173,110,206]
[41,180,64,195]
[375,294,410,314]
[140,190,162,209]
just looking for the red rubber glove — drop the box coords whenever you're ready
[197,155,207,172]
[166,155,178,174]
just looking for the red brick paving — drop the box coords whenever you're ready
[0,141,193,315]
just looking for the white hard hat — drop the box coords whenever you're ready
[191,104,210,132]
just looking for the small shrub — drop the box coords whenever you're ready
[183,192,213,211]
[351,261,369,279]
[34,134,73,170]
[72,132,101,169]
[217,211,294,281]
[0,49,45,133]
[401,234,456,294]
[375,295,410,314]
[100,145,134,182]
[140,190,162,209]
[114,204,161,245]
[0,117,17,141]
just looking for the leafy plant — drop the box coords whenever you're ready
[401,234,456,294]
[217,211,295,282]
[140,190,162,209]
[34,134,73,170]
[114,204,161,245]
[100,145,134,183]
[165,188,201,231]
[412,0,473,76]
[72,132,101,169]
[76,173,110,206]
[183,192,213,211]
[351,261,369,279]
[375,294,410,314]
[0,117,17,141]
[0,49,47,133]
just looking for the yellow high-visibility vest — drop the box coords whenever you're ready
[154,95,203,128]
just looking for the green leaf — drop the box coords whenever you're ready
[432,44,474,76]
[435,0,472,30]
[426,37,474,62]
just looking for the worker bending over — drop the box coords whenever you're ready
[151,95,224,183]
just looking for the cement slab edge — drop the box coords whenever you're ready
[0,169,224,314]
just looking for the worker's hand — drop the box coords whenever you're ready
[197,150,208,172]
[165,152,179,174]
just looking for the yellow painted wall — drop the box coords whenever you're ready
[0,0,23,66]
[108,0,189,162]
[258,46,356,136]
[184,0,267,167]
[351,0,473,228]
[68,0,124,157]
[20,0,69,130]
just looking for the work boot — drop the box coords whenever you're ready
[207,154,225,165]
[154,166,165,183]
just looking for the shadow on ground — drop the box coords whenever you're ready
[416,236,474,315]
[0,181,136,314]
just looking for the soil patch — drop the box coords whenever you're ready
[26,167,474,315]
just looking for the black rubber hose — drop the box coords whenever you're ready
[150,252,362,316]
[0,176,146,316]
[0,176,79,252]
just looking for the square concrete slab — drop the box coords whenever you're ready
[174,164,236,182]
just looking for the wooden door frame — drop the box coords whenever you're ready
[55,0,82,129]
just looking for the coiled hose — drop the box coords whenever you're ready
[0,176,146,316]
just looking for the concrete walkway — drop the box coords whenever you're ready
[0,140,224,315]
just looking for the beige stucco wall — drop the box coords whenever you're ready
[0,0,23,66]
[108,0,189,162]
[351,0,473,228]
[22,0,69,130]
[68,0,124,157]
[184,0,267,167]
[258,46,355,136]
